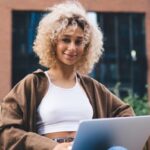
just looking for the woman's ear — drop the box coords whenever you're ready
[51,49,56,55]
[51,41,57,56]
[84,42,90,54]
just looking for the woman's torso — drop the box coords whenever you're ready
[36,71,93,140]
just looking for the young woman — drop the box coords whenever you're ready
[0,1,134,150]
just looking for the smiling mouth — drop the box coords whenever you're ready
[64,53,77,59]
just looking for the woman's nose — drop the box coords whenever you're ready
[68,41,76,50]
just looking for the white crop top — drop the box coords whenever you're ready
[36,71,93,134]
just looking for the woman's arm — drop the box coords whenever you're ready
[0,73,58,150]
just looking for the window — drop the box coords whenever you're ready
[95,13,147,97]
[12,11,45,86]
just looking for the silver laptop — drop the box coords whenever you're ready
[72,115,150,150]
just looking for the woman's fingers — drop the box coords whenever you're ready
[53,142,72,150]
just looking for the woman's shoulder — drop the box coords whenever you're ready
[4,69,47,99]
[11,69,47,90]
[78,73,117,98]
[77,73,106,89]
[78,74,114,99]
[23,69,46,81]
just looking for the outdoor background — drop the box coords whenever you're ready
[0,0,150,115]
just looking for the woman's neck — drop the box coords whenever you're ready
[50,65,76,78]
[48,65,77,88]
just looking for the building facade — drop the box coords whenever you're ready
[0,0,150,101]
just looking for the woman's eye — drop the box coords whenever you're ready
[75,40,83,46]
[62,38,70,43]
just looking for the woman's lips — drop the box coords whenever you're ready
[64,53,77,59]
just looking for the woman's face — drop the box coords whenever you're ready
[55,26,85,67]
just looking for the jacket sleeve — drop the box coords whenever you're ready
[0,74,58,150]
[78,74,135,118]
[111,95,135,117]
[103,85,135,117]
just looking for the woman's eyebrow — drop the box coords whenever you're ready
[61,35,71,38]
[61,34,84,38]
[62,34,70,36]
[76,36,84,39]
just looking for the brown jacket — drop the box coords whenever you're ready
[0,69,134,150]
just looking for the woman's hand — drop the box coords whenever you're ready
[53,142,72,150]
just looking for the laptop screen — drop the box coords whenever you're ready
[72,116,150,150]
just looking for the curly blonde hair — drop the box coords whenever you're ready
[33,0,104,74]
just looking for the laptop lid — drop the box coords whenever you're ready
[72,115,150,150]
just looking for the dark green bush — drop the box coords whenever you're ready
[123,94,150,116]
[112,82,150,115]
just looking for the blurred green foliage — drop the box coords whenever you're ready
[112,82,150,116]
[123,94,150,116]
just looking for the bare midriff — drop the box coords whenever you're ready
[44,131,76,139]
